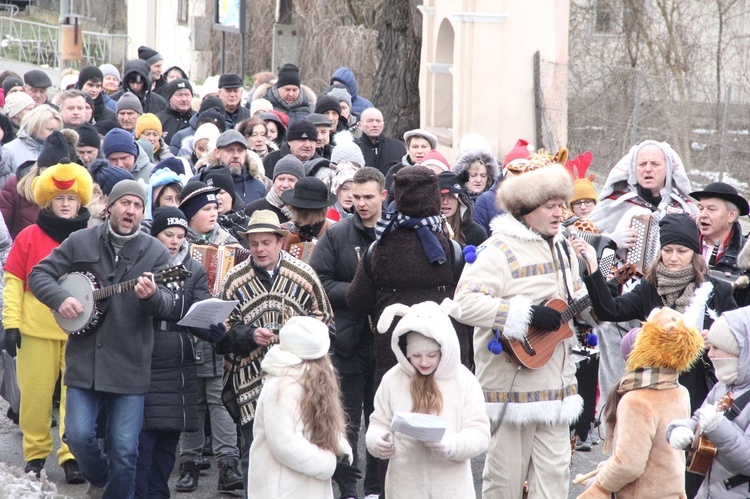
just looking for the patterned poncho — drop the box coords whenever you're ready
[221,250,332,425]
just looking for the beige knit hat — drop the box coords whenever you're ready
[406,332,441,357]
[708,316,740,356]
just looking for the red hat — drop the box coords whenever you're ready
[420,150,450,172]
[268,109,290,129]
[0,88,4,109]
[502,139,532,167]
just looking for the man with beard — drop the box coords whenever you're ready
[205,129,266,205]
[29,180,175,498]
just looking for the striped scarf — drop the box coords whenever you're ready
[375,211,446,264]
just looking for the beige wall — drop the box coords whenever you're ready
[127,0,213,82]
[419,0,570,162]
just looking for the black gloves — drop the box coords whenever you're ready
[206,323,227,343]
[4,328,20,357]
[530,305,562,332]
[332,460,362,484]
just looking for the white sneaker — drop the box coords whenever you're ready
[365,495,381,499]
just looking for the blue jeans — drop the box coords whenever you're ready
[64,387,145,499]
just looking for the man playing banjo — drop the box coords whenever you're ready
[29,179,175,498]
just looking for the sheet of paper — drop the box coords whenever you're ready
[177,298,239,328]
[390,411,447,442]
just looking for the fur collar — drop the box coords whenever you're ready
[681,281,715,329]
[489,213,565,245]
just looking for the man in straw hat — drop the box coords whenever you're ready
[454,151,588,498]
[28,179,175,497]
[216,209,332,490]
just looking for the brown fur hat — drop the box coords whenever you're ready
[394,165,440,218]
[497,162,573,218]
[626,309,704,373]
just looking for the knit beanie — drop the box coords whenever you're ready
[89,160,134,196]
[37,131,72,169]
[4,91,34,119]
[2,76,23,96]
[273,155,305,180]
[32,161,93,207]
[178,181,219,222]
[569,178,598,206]
[116,92,143,115]
[135,113,163,139]
[708,316,741,356]
[276,63,301,88]
[192,123,221,152]
[202,166,236,202]
[60,73,79,92]
[314,95,341,116]
[138,45,163,66]
[199,95,225,114]
[164,79,193,100]
[250,98,273,116]
[196,108,226,133]
[279,316,330,360]
[394,166,441,218]
[75,123,101,150]
[156,157,186,176]
[286,120,318,142]
[658,213,701,254]
[103,128,138,158]
[406,331,441,358]
[99,64,121,82]
[420,150,450,173]
[107,179,146,208]
[151,206,188,237]
[326,87,352,110]
[76,66,103,90]
[330,131,365,166]
[620,327,640,361]
[331,163,358,195]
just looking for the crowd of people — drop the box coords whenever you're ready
[0,44,750,499]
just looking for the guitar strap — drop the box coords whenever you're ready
[554,241,575,306]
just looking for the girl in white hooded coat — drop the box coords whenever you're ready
[366,299,490,498]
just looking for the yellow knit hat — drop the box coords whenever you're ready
[135,113,163,139]
[569,178,598,206]
[32,162,94,207]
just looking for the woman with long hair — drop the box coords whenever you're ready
[366,300,490,498]
[248,316,359,498]
[572,212,737,497]
[437,172,487,247]
[4,104,62,171]
[2,160,91,482]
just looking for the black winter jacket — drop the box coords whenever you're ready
[156,106,196,146]
[310,214,375,357]
[356,134,406,177]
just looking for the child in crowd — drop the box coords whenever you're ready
[667,307,750,498]
[366,300,490,498]
[578,307,704,498]
[247,316,361,499]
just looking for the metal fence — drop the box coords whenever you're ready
[535,56,750,197]
[0,14,129,71]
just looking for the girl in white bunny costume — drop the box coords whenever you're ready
[365,299,490,498]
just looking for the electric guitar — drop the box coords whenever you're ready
[501,264,635,369]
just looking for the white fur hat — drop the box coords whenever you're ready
[497,163,573,218]
[279,316,330,360]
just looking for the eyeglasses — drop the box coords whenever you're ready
[571,199,596,208]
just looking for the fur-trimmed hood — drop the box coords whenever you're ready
[496,163,573,218]
[377,299,462,380]
[451,149,500,181]
[250,82,317,107]
[206,147,265,180]
[719,308,750,390]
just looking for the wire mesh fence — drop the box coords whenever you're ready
[536,56,750,197]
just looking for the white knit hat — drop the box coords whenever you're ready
[406,332,441,357]
[331,131,365,167]
[709,316,740,356]
[279,316,330,360]
[4,91,35,119]
[192,123,221,153]
[250,98,273,117]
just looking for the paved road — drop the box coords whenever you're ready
[0,392,603,498]
[0,57,60,86]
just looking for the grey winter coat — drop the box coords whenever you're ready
[28,223,174,394]
[666,307,750,498]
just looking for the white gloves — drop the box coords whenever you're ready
[697,405,725,433]
[424,436,456,459]
[374,432,395,459]
[669,426,694,449]
[608,226,636,251]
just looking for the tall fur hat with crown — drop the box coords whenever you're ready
[496,147,573,218]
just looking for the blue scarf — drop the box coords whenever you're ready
[375,211,446,264]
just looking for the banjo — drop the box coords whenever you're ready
[53,265,191,337]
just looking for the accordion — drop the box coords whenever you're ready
[189,243,251,296]
[626,214,660,276]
